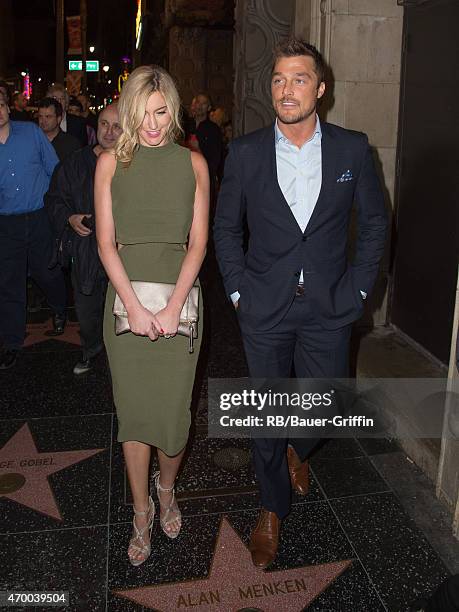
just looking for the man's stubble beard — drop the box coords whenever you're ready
[275,103,316,125]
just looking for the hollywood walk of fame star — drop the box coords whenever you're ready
[24,320,81,347]
[0,423,104,520]
[114,517,352,611]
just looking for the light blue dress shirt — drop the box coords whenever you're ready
[275,117,322,284]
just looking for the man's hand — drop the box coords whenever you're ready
[68,214,92,237]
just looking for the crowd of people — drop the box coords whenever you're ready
[0,78,231,374]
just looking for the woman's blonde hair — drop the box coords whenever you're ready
[115,65,183,164]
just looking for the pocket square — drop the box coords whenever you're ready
[336,169,354,183]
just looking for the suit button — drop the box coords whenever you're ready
[302,236,308,242]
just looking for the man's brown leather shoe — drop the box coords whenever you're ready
[287,445,309,496]
[249,509,280,568]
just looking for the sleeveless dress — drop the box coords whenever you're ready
[103,142,203,455]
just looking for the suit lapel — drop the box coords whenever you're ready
[263,125,303,235]
[260,122,338,235]
[305,122,337,232]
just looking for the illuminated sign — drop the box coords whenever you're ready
[68,60,99,72]
[86,60,99,72]
[135,0,143,50]
[69,60,83,71]
[23,74,31,100]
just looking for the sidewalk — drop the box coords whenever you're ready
[0,259,457,611]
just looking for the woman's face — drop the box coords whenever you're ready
[139,91,171,147]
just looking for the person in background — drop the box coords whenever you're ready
[68,97,83,116]
[0,92,66,370]
[77,93,98,131]
[209,106,228,129]
[181,105,200,152]
[0,81,10,105]
[209,107,229,179]
[9,92,31,122]
[45,103,122,375]
[38,97,81,162]
[223,120,233,145]
[190,92,223,204]
[47,84,88,147]
[69,96,97,145]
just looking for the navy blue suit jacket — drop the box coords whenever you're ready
[214,121,388,331]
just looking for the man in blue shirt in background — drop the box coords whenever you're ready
[0,92,67,369]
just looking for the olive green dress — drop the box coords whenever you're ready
[103,142,202,455]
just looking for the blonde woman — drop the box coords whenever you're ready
[95,66,209,566]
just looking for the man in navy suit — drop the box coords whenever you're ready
[214,39,387,568]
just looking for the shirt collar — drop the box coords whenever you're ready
[275,115,322,145]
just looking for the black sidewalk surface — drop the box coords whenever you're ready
[0,256,455,612]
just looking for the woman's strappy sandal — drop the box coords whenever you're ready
[128,495,155,566]
[153,471,182,539]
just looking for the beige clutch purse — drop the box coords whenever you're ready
[113,281,199,353]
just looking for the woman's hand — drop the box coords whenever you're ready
[154,305,181,338]
[127,305,162,341]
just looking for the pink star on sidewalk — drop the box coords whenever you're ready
[0,423,104,520]
[114,517,352,611]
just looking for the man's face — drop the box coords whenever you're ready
[68,104,81,116]
[77,94,89,113]
[38,106,61,135]
[50,90,68,112]
[97,105,122,149]
[15,93,27,110]
[271,55,325,126]
[191,95,210,120]
[0,96,10,128]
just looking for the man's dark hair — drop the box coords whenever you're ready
[273,38,325,86]
[0,80,10,101]
[38,97,63,117]
[68,96,83,113]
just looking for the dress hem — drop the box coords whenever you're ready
[117,434,189,457]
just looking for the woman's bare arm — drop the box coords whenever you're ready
[94,151,161,340]
[155,150,209,335]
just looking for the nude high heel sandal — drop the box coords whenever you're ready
[128,495,155,566]
[153,471,182,539]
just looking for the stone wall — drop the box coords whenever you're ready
[233,0,295,136]
[168,26,233,114]
[307,0,404,326]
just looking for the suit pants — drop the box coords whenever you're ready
[0,208,66,350]
[71,266,107,360]
[240,292,352,519]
